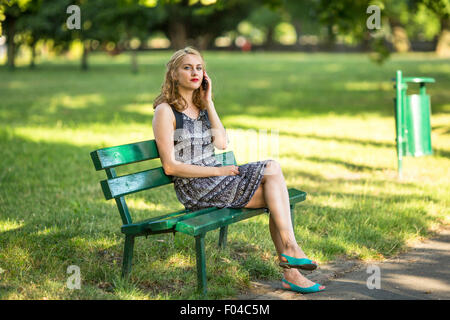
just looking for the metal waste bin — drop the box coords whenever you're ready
[393,70,435,177]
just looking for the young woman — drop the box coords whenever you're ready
[152,47,325,294]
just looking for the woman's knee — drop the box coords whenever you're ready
[263,160,282,179]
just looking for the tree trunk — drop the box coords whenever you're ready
[6,16,17,70]
[324,24,336,51]
[436,17,450,58]
[195,34,213,51]
[169,20,188,50]
[81,40,89,71]
[292,20,302,48]
[389,19,410,53]
[360,31,371,52]
[166,0,190,50]
[264,26,275,49]
[29,39,37,69]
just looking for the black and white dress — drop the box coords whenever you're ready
[170,106,270,211]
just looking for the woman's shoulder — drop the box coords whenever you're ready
[155,103,177,118]
[155,102,173,112]
[153,102,176,128]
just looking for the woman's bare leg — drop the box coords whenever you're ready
[261,161,304,256]
[245,160,305,257]
[263,161,321,288]
[245,160,324,289]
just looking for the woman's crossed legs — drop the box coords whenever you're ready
[244,160,325,291]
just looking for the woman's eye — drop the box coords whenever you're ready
[183,66,201,71]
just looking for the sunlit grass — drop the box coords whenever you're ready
[0,51,449,300]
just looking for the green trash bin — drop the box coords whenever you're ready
[393,70,435,177]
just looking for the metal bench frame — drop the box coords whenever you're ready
[90,139,307,294]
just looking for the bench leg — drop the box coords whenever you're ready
[290,204,295,232]
[195,234,207,295]
[122,235,135,278]
[218,226,228,249]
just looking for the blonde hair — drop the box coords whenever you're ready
[153,46,209,112]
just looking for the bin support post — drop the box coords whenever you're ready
[419,82,427,96]
[396,70,403,179]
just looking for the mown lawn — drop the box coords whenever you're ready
[0,51,449,299]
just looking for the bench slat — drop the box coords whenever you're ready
[215,151,237,166]
[175,207,267,236]
[101,167,171,199]
[175,188,306,236]
[121,207,219,235]
[99,151,237,200]
[91,140,158,170]
[120,188,305,235]
[91,140,238,171]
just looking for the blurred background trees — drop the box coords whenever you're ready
[1,0,449,71]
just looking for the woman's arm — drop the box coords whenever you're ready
[205,99,228,150]
[202,71,228,150]
[153,103,236,178]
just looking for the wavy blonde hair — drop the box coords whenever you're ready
[153,46,209,112]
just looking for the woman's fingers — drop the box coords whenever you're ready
[204,71,211,84]
[224,165,239,176]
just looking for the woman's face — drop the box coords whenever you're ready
[174,54,204,91]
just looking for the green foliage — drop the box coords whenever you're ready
[369,37,391,64]
[281,0,322,35]
[1,1,447,71]
[408,3,441,40]
[414,0,450,18]
[248,5,283,28]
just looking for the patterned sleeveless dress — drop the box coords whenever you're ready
[170,106,270,211]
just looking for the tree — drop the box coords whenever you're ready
[281,0,322,46]
[412,0,450,57]
[95,0,165,73]
[155,0,276,50]
[384,0,412,52]
[316,0,371,50]
[1,0,34,70]
[187,0,260,50]
[16,0,72,68]
[247,5,283,48]
[75,0,111,70]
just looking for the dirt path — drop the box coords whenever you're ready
[236,226,450,300]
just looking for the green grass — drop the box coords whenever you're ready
[0,51,449,300]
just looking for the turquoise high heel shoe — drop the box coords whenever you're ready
[279,253,318,270]
[282,278,325,294]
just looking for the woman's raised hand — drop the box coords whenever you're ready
[202,70,212,102]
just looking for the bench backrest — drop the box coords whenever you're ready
[90,139,237,225]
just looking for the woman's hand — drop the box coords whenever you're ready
[217,165,240,176]
[202,70,212,102]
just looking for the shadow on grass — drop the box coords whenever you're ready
[0,131,259,299]
[291,154,387,172]
[2,52,450,131]
[0,128,444,299]
[229,121,450,160]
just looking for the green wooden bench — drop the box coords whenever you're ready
[90,139,307,294]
